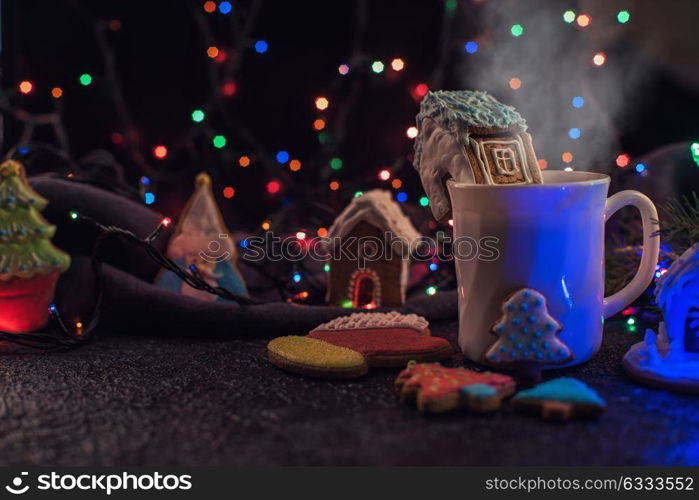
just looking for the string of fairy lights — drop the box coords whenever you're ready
[3,1,696,312]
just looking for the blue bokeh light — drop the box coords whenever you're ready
[568,127,581,139]
[464,41,478,54]
[254,40,268,53]
[571,96,585,108]
[276,151,289,163]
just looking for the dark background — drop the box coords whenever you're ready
[2,0,699,233]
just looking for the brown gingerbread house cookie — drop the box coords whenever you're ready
[325,190,421,308]
[413,90,543,221]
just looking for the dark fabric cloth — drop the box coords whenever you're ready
[30,175,458,338]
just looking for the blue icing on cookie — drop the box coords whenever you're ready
[460,384,498,399]
[512,317,521,326]
[512,378,605,406]
[528,315,537,324]
[519,303,529,312]
[523,290,531,298]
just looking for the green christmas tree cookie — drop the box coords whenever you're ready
[0,159,70,333]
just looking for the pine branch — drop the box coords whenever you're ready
[661,192,699,254]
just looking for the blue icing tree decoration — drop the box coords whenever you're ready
[460,383,497,399]
[484,288,572,383]
[513,378,605,406]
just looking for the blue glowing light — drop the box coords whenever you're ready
[635,163,646,173]
[219,1,232,14]
[144,192,155,205]
[48,303,57,313]
[396,192,408,203]
[568,128,581,139]
[254,40,268,53]
[18,147,29,155]
[240,239,249,248]
[464,41,478,54]
[140,176,151,185]
[429,262,438,272]
[293,273,302,283]
[276,151,289,163]
[571,96,585,108]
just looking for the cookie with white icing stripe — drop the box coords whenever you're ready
[308,312,452,367]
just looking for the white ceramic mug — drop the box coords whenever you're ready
[447,170,660,367]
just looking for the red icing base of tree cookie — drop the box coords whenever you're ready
[0,272,60,333]
[307,328,453,367]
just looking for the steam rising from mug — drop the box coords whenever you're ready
[460,0,649,171]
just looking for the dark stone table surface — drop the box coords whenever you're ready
[0,320,697,466]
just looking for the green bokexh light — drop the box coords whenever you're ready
[510,24,524,37]
[342,299,353,308]
[191,109,205,122]
[419,196,429,207]
[617,10,630,24]
[79,73,92,86]
[323,263,330,272]
[212,135,227,148]
[563,10,575,23]
[353,191,363,198]
[329,157,343,170]
[426,286,437,296]
[444,0,457,12]
[691,142,699,166]
[371,60,384,74]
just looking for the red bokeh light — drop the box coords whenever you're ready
[153,145,168,160]
[222,81,237,96]
[412,83,429,100]
[266,180,281,194]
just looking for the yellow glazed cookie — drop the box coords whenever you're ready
[267,336,368,379]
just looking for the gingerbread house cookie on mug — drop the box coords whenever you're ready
[413,90,543,221]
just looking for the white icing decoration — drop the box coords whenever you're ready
[347,268,382,308]
[654,242,699,354]
[470,137,532,183]
[628,324,699,382]
[327,190,421,248]
[311,311,429,333]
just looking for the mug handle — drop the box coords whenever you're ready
[603,190,660,318]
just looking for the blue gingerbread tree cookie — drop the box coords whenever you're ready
[484,288,572,384]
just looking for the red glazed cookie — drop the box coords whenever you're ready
[308,312,452,367]
[396,362,516,413]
